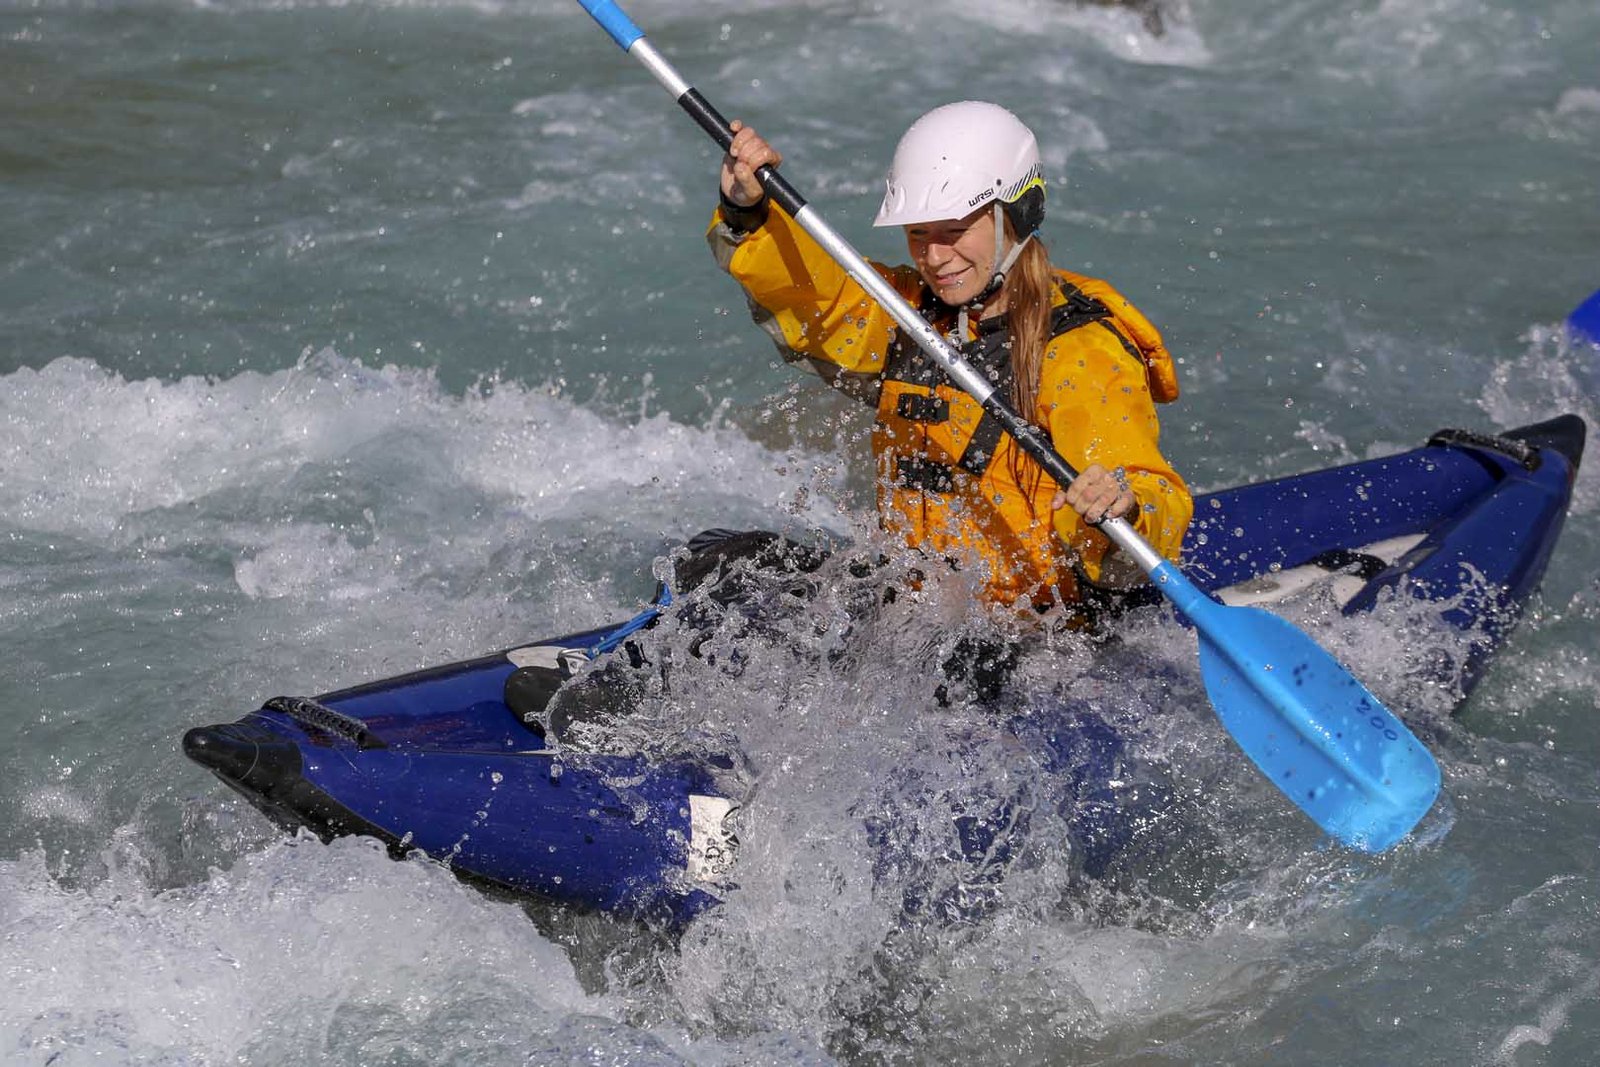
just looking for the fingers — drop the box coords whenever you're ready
[1056,465,1136,526]
[720,120,782,207]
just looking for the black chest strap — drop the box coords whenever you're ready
[886,283,1114,492]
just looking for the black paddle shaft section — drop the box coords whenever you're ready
[678,88,808,219]
[982,395,1081,487]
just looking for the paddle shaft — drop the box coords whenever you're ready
[575,0,1164,577]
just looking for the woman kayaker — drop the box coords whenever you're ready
[709,101,1192,620]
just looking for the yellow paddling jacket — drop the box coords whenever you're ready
[709,201,1192,611]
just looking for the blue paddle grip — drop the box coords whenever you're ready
[575,0,644,49]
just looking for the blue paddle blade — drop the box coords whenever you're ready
[1146,558,1440,851]
[1189,599,1441,852]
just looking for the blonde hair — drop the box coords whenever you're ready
[999,227,1056,503]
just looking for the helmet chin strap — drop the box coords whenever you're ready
[953,202,1033,341]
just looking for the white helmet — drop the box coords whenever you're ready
[873,101,1046,231]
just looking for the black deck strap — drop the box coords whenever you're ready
[264,696,386,750]
[1427,427,1540,471]
[1307,548,1391,582]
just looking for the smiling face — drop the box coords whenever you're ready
[904,204,1005,312]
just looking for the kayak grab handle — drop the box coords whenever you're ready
[263,696,387,749]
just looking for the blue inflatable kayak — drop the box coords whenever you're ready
[183,413,1584,925]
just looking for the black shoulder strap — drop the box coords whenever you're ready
[951,281,1114,477]
[1054,280,1150,367]
[1049,280,1113,335]
[883,281,1118,489]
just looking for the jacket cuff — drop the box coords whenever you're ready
[718,189,770,235]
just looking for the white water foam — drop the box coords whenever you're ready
[0,835,598,1063]
[0,347,835,558]
[0,831,850,1065]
